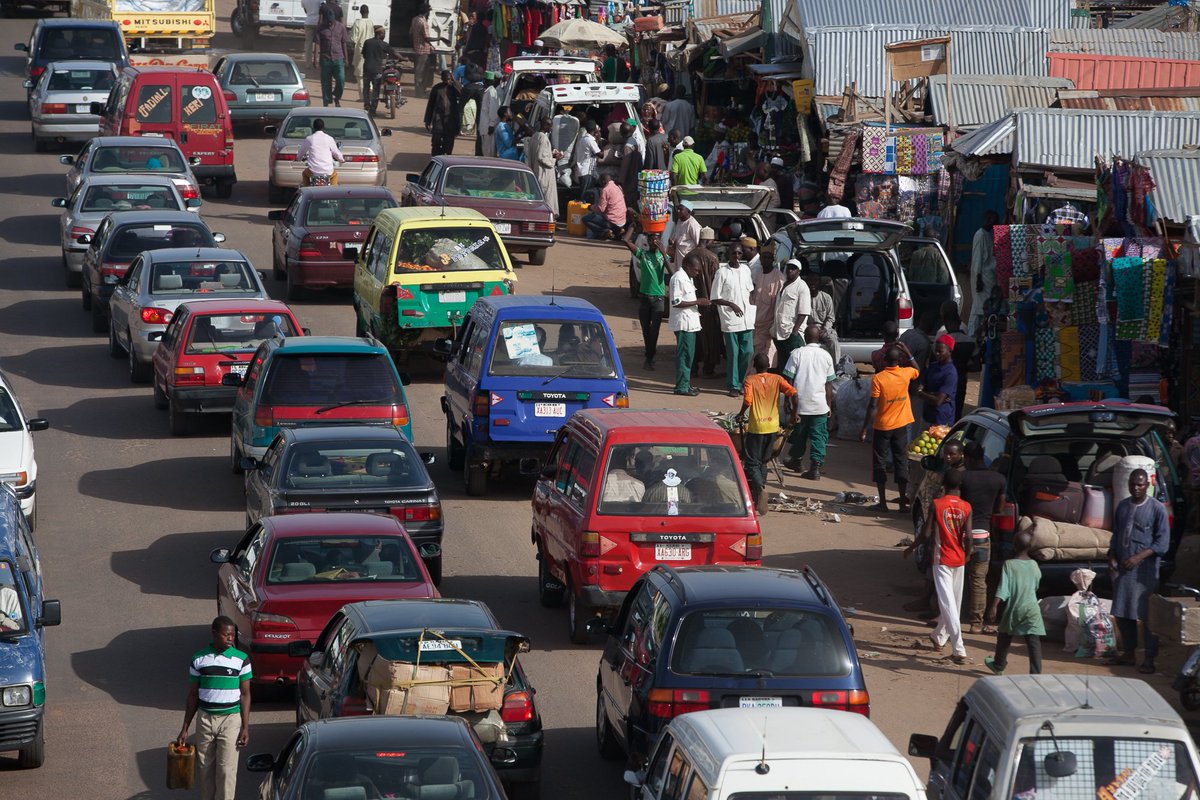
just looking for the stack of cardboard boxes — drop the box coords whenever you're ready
[357,642,507,716]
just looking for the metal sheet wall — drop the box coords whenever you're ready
[1014,109,1200,171]
[1048,53,1200,91]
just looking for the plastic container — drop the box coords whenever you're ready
[166,742,196,790]
[1113,455,1157,506]
[1081,485,1113,530]
[640,212,668,233]
[567,201,590,237]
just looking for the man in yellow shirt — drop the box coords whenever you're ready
[736,353,797,515]
[860,346,920,513]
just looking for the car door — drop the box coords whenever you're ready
[549,437,598,587]
[296,611,347,722]
[246,436,285,524]
[83,216,112,291]
[218,524,268,644]
[599,579,650,752]
[154,306,186,387]
[262,729,307,800]
[273,194,302,271]
[232,344,270,452]
[636,731,675,800]
[109,255,142,343]
[311,615,355,719]
[443,315,478,446]
[127,75,176,138]
[178,75,227,166]
[65,139,93,193]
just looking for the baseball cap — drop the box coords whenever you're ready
[785,258,803,272]
[699,226,716,240]
[682,135,695,146]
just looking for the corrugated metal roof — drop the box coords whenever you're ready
[1049,29,1200,60]
[1111,2,1200,30]
[928,74,1072,129]
[1058,90,1200,112]
[1133,148,1200,223]
[1048,52,1200,91]
[688,12,757,43]
[1014,108,1200,170]
[784,0,1076,31]
[801,26,1052,97]
[948,114,1019,157]
[691,0,761,21]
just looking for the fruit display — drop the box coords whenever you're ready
[909,425,950,456]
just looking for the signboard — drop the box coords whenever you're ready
[885,36,950,81]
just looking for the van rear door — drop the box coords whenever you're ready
[897,237,960,324]
[178,76,229,169]
[125,73,176,137]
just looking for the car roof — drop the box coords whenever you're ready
[91,136,184,149]
[37,19,120,29]
[263,512,408,539]
[103,210,210,225]
[176,298,293,316]
[304,715,474,749]
[348,599,497,633]
[546,82,641,101]
[659,565,830,607]
[295,186,395,200]
[476,295,602,316]
[285,425,412,444]
[272,335,387,354]
[965,675,1185,731]
[124,65,216,76]
[372,207,489,225]
[433,155,537,172]
[44,59,119,71]
[222,52,295,62]
[141,247,247,262]
[573,409,730,442]
[673,708,906,767]
[505,56,596,70]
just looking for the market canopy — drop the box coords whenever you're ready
[538,18,626,49]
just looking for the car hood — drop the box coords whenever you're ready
[0,633,42,682]
[0,430,31,476]
[671,184,774,216]
[263,582,438,630]
[1009,402,1174,440]
[782,218,912,251]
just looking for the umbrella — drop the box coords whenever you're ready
[538,18,626,49]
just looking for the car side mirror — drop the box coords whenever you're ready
[398,372,411,386]
[221,372,243,386]
[213,232,226,244]
[189,156,202,166]
[210,548,231,564]
[623,770,645,789]
[419,542,442,560]
[38,599,61,627]
[22,79,32,89]
[148,331,164,342]
[420,452,436,466]
[288,640,313,658]
[246,753,275,772]
[539,464,556,480]
[76,234,91,245]
[15,43,28,51]
[59,155,74,165]
[50,197,67,208]
[301,327,311,336]
[263,125,278,135]
[585,617,610,636]
[921,455,941,471]
[432,337,453,356]
[25,419,48,432]
[908,733,938,760]
[381,128,392,137]
[240,457,258,471]
[406,173,420,183]
[186,198,202,208]
[267,210,284,221]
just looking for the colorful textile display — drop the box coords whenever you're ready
[1078,324,1101,381]
[1111,257,1146,322]
[853,174,897,219]
[1071,282,1098,326]
[1035,327,1057,382]
[860,128,944,176]
[993,225,1012,295]
[1001,331,1027,388]
[1058,326,1081,381]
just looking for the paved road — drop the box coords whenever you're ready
[0,12,1133,799]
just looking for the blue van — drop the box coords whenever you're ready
[0,484,61,769]
[437,296,628,496]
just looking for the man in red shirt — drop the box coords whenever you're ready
[583,174,627,240]
[909,468,972,664]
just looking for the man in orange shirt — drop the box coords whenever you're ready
[736,353,797,515]
[860,346,919,513]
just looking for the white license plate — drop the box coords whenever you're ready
[75,104,91,113]
[739,696,783,709]
[439,290,466,304]
[655,544,691,561]
[534,402,566,418]
[229,363,248,376]
[251,92,275,102]
[494,223,512,234]
[419,639,462,652]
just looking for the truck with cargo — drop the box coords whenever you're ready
[71,0,214,68]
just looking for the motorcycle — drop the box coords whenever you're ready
[379,57,405,120]
[300,153,338,187]
[1165,582,1200,709]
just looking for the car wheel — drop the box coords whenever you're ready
[445,421,464,471]
[537,550,565,608]
[128,335,150,382]
[268,182,287,205]
[17,721,44,769]
[169,401,192,436]
[153,379,168,410]
[464,455,486,497]
[567,584,592,645]
[33,136,46,153]
[107,320,124,358]
[231,437,244,474]
[596,691,622,760]
[64,258,81,288]
[272,250,285,280]
[90,298,106,333]
[285,264,303,301]
[528,248,547,266]
[424,555,442,587]
[81,282,91,310]
[214,178,234,199]
[230,6,244,35]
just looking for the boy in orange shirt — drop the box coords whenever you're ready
[859,346,920,513]
[736,353,797,514]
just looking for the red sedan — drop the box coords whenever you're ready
[268,186,397,299]
[209,513,439,687]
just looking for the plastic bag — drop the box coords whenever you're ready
[831,375,870,441]
[1039,595,1070,643]
[835,354,857,378]
[1073,592,1117,659]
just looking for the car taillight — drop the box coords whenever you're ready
[42,103,67,114]
[29,66,45,79]
[337,695,370,716]
[811,689,870,716]
[898,295,913,321]
[101,264,124,284]
[292,89,309,102]
[614,393,629,408]
[298,237,322,259]
[744,532,762,560]
[175,182,200,200]
[648,689,710,719]
[254,406,274,427]
[70,226,94,240]
[525,221,555,233]
[141,307,174,324]
[222,89,236,102]
[173,365,205,385]
[392,403,409,428]
[0,471,30,488]
[275,152,297,161]
[390,502,440,523]
[581,531,600,558]
[472,392,490,417]
[500,691,534,724]
[344,154,379,163]
[250,611,298,632]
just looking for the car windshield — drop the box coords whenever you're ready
[259,353,400,406]
[597,444,748,517]
[0,561,27,634]
[266,535,423,584]
[81,183,180,212]
[149,260,258,295]
[186,313,297,354]
[1011,737,1198,800]
[282,442,427,490]
[0,388,23,433]
[304,197,395,226]
[227,59,299,85]
[38,28,122,61]
[91,146,186,174]
[488,319,614,378]
[107,223,212,259]
[47,67,114,91]
[671,608,852,677]
[442,167,542,201]
[282,115,374,141]
[730,795,910,800]
[299,748,490,798]
[393,226,506,273]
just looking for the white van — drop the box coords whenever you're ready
[627,707,928,800]
[499,55,598,108]
[526,82,646,178]
[909,675,1200,800]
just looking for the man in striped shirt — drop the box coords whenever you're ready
[177,616,252,800]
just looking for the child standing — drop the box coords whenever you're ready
[985,530,1045,674]
[908,468,972,664]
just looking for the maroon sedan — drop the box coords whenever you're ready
[268,186,397,299]
[209,512,438,686]
[402,156,556,265]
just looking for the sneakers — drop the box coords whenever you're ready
[984,656,1004,675]
[673,387,699,396]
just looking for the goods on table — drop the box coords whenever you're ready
[1018,515,1112,562]
[638,169,671,219]
[907,425,949,455]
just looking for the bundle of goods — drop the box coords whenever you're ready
[908,425,949,456]
[1017,515,1112,562]
[356,640,507,716]
[638,170,670,232]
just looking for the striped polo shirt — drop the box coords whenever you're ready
[189,645,252,714]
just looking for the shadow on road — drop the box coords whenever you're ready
[5,343,136,389]
[0,255,71,293]
[42,393,173,438]
[72,624,207,711]
[79,455,243,511]
[0,213,59,246]
[112,528,243,600]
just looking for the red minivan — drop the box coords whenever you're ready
[532,409,763,644]
[97,66,237,198]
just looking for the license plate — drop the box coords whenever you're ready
[534,402,566,418]
[439,290,466,304]
[419,639,462,652]
[655,544,691,561]
[494,223,511,234]
[251,92,275,102]
[229,363,248,376]
[739,696,783,709]
[75,104,91,113]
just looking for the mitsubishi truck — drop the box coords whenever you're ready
[71,0,214,68]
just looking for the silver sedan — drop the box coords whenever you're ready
[265,107,392,204]
[25,60,117,151]
[107,247,269,383]
[51,174,201,287]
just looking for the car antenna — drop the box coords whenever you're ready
[1082,675,1092,710]
[755,717,770,775]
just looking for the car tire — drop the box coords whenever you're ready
[215,178,234,199]
[90,298,106,333]
[33,136,46,153]
[231,437,245,474]
[445,421,464,471]
[153,379,168,410]
[537,550,564,608]
[169,401,192,436]
[596,691,622,760]
[424,555,443,586]
[272,250,285,280]
[529,248,547,266]
[81,282,91,310]
[268,182,287,205]
[107,321,124,358]
[464,456,486,497]
[285,265,303,301]
[65,262,80,289]
[230,6,245,36]
[128,335,150,383]
[567,584,592,644]
[17,721,44,769]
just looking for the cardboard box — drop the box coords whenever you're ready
[448,663,506,712]
[371,685,451,716]
[1148,594,1200,645]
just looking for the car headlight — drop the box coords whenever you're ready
[0,471,28,487]
[2,686,31,707]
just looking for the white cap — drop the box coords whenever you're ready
[699,226,716,240]
[770,156,785,167]
[682,135,695,146]
[534,38,544,46]
[786,258,804,272]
